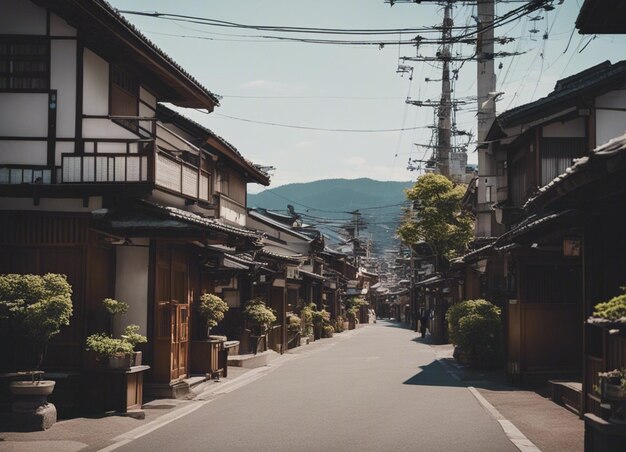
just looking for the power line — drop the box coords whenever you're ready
[206,112,431,133]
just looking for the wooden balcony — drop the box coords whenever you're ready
[0,165,55,185]
[1,124,213,204]
[62,153,149,183]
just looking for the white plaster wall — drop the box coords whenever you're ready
[55,141,75,166]
[49,13,76,37]
[114,245,149,336]
[0,141,46,165]
[0,93,48,136]
[0,196,103,211]
[51,39,77,138]
[83,49,109,116]
[0,0,46,35]
[82,119,138,141]
[542,117,585,138]
[596,90,626,146]
[140,88,156,110]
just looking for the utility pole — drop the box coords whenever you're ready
[476,0,497,237]
[437,1,453,179]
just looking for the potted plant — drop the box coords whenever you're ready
[346,308,358,330]
[287,314,301,349]
[298,303,314,340]
[322,325,335,338]
[85,333,135,369]
[588,293,626,329]
[243,298,276,354]
[85,298,147,369]
[334,316,345,333]
[598,369,626,401]
[311,309,330,340]
[121,324,147,366]
[191,293,229,376]
[0,273,73,430]
[197,293,229,339]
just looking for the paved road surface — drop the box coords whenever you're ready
[116,321,517,452]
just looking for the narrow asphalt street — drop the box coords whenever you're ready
[114,322,518,452]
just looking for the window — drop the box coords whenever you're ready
[110,65,138,131]
[0,37,49,90]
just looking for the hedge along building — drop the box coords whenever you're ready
[0,0,269,399]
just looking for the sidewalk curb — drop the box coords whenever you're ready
[434,350,542,452]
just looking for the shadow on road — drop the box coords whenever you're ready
[403,361,465,387]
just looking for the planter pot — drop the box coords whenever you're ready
[342,321,349,331]
[313,325,322,340]
[9,380,57,430]
[10,380,55,397]
[602,381,626,401]
[349,321,356,330]
[108,353,131,369]
[132,351,142,367]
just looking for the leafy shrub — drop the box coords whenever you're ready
[446,299,501,368]
[287,314,301,335]
[101,298,129,316]
[322,325,335,338]
[346,307,358,322]
[299,303,315,336]
[334,316,345,333]
[243,298,276,334]
[312,309,330,326]
[197,293,229,328]
[121,324,147,348]
[86,333,134,358]
[592,294,626,321]
[0,273,73,367]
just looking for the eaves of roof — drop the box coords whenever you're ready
[248,210,313,242]
[496,60,626,129]
[156,105,270,185]
[40,0,219,109]
[142,201,261,239]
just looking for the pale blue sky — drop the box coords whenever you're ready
[109,0,626,192]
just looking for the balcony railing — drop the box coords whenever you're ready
[62,153,149,183]
[155,151,211,201]
[0,165,55,185]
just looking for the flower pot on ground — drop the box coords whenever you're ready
[0,273,73,431]
[311,309,330,340]
[322,325,335,338]
[287,314,302,349]
[243,298,276,354]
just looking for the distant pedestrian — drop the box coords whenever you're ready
[420,310,429,338]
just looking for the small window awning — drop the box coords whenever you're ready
[299,269,326,281]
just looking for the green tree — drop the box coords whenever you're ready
[397,173,473,263]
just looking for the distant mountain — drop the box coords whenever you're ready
[248,178,413,254]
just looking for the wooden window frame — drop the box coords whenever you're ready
[0,36,50,92]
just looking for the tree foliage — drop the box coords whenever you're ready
[243,298,276,334]
[397,173,473,261]
[0,273,73,347]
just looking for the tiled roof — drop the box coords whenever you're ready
[94,0,220,106]
[143,201,261,239]
[256,248,305,264]
[497,60,626,128]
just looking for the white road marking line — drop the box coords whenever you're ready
[97,400,213,452]
[468,386,542,452]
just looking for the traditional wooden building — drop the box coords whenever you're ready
[0,0,269,402]
[476,60,626,385]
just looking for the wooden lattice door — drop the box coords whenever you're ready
[170,262,189,380]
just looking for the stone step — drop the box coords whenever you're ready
[227,350,279,369]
